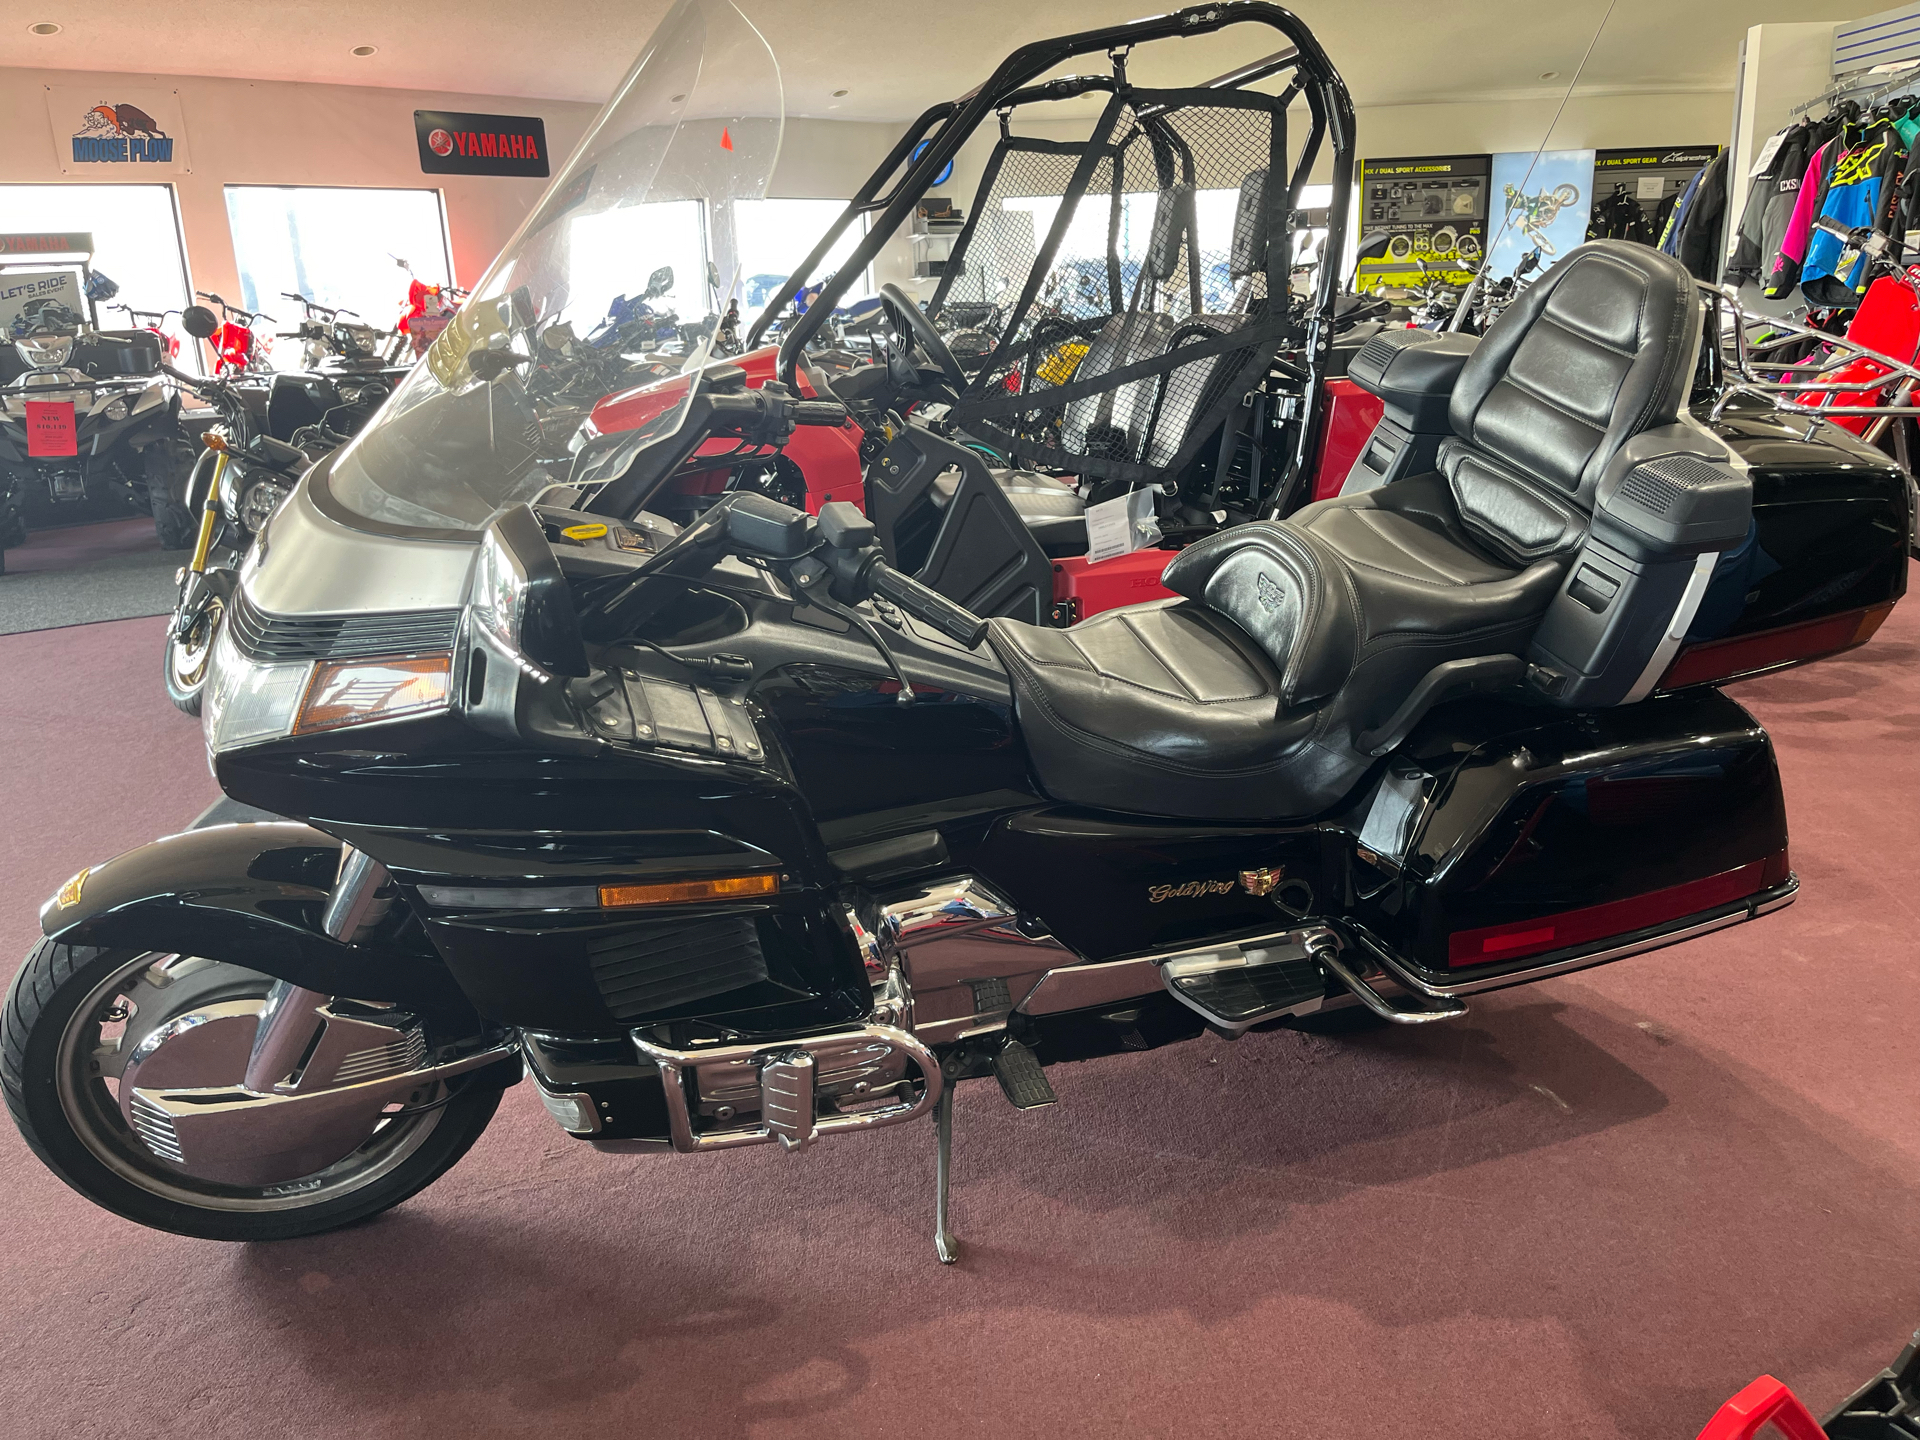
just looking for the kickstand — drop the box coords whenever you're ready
[933,1084,958,1264]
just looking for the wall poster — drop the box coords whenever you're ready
[1486,149,1596,278]
[1589,146,1722,244]
[44,87,190,174]
[1354,154,1491,293]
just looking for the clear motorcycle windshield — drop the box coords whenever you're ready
[326,0,783,531]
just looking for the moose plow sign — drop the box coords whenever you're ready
[45,87,190,174]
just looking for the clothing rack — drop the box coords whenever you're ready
[1790,59,1920,118]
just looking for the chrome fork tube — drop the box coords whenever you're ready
[243,980,329,1092]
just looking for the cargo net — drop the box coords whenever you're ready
[937,92,1296,486]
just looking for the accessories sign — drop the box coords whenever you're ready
[414,110,550,177]
[45,87,190,173]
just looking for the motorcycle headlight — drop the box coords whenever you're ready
[103,396,129,422]
[202,624,311,753]
[202,606,453,753]
[237,479,289,534]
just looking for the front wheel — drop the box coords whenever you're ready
[2,941,505,1241]
[162,572,231,716]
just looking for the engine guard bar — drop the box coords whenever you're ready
[632,1024,944,1154]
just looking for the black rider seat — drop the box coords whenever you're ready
[987,241,1705,820]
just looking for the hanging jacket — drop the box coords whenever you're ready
[1729,123,1812,286]
[1676,149,1730,280]
[1765,139,1835,299]
[1588,186,1656,244]
[1803,118,1903,306]
[1659,167,1704,256]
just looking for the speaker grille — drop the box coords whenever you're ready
[1353,334,1400,376]
[1619,455,1726,515]
[588,914,769,1020]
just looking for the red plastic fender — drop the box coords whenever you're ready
[1694,1375,1828,1440]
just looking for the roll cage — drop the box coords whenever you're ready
[748,2,1354,514]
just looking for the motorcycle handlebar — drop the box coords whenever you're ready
[866,558,989,648]
[792,400,848,427]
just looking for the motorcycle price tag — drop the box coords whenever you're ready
[24,399,78,457]
[1084,487,1163,564]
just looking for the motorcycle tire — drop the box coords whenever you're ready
[146,444,197,551]
[162,572,232,717]
[3,940,507,1241]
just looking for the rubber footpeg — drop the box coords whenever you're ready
[992,1039,1056,1110]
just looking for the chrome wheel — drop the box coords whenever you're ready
[51,951,448,1214]
[166,594,222,690]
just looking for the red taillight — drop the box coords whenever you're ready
[1446,852,1788,968]
[1658,603,1893,691]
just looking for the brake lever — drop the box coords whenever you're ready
[784,550,916,704]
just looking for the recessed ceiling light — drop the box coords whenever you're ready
[832,89,849,97]
[350,44,377,57]
[29,21,62,35]
[1539,70,1560,80]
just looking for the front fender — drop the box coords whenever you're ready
[39,821,473,1014]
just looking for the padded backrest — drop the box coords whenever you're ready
[1146,185,1195,283]
[1162,522,1357,709]
[1058,311,1176,460]
[1230,168,1269,280]
[1442,241,1701,566]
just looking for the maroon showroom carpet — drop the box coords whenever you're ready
[0,604,1914,1439]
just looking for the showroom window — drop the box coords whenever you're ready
[0,183,194,342]
[563,198,709,331]
[224,185,452,367]
[732,198,869,313]
[957,182,1334,313]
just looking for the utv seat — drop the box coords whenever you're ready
[986,241,1705,820]
[987,169,1272,549]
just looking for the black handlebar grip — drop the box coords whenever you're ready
[791,400,848,426]
[868,560,989,649]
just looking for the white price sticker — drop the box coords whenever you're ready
[1749,129,1788,179]
[1083,487,1162,564]
[1636,175,1666,201]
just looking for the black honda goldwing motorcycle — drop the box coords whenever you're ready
[3,0,1909,1259]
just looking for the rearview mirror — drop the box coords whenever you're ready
[470,503,588,679]
[645,266,674,300]
[180,305,218,340]
[467,349,526,382]
[1354,232,1392,263]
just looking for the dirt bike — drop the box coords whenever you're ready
[156,305,328,714]
[385,256,468,362]
[193,291,275,377]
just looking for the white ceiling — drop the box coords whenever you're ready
[0,1,1865,121]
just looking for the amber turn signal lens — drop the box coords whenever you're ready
[599,874,779,908]
[294,654,452,734]
[201,429,229,452]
